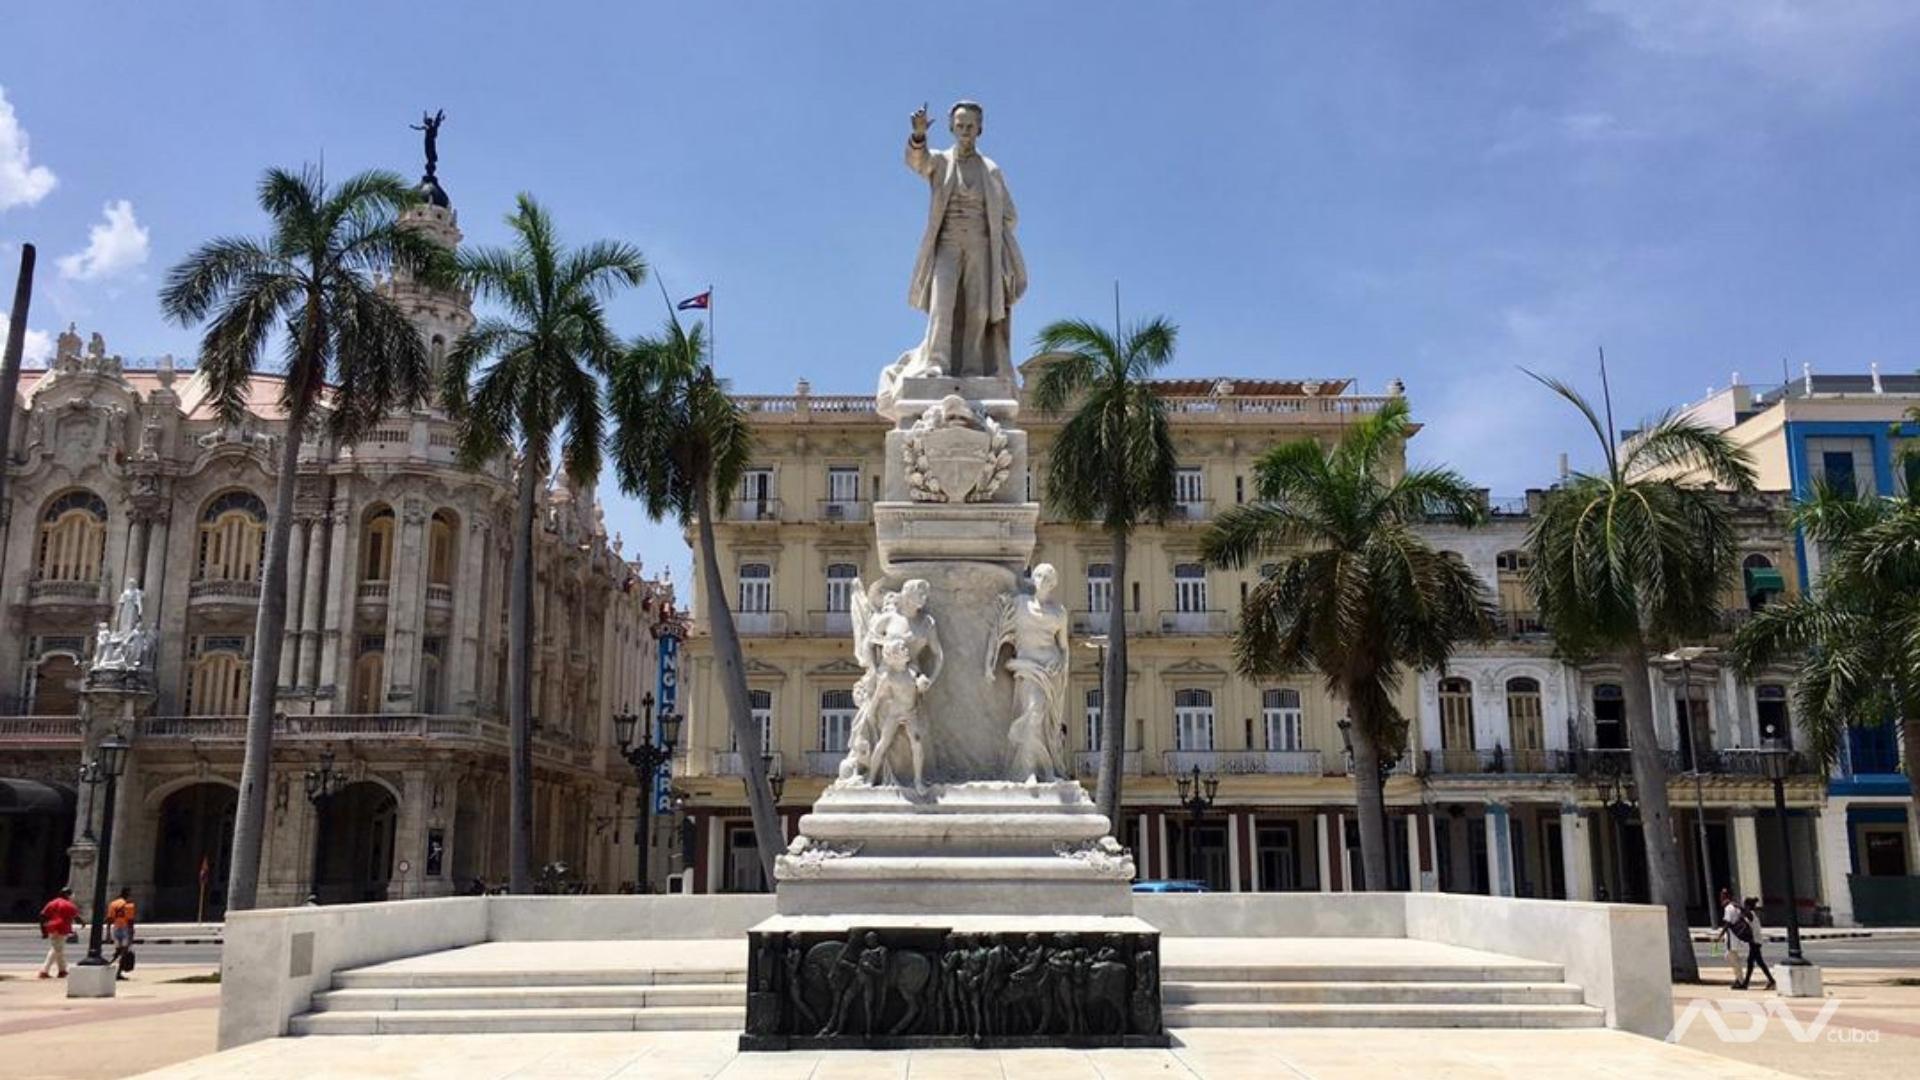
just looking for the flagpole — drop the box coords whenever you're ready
[707,284,715,368]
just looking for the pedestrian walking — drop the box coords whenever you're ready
[37,887,81,979]
[106,887,137,980]
[1725,894,1775,991]
[1713,887,1742,985]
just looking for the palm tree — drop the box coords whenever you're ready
[1734,481,1920,832]
[440,194,644,894]
[1029,317,1180,830]
[607,317,782,882]
[1524,371,1756,981]
[1201,397,1493,890]
[161,167,444,911]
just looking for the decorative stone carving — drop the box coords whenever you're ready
[986,562,1069,782]
[900,395,1011,503]
[743,925,1165,1049]
[87,579,155,688]
[837,579,943,788]
[1052,837,1136,879]
[776,836,863,878]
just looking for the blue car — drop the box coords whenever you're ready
[1131,880,1210,893]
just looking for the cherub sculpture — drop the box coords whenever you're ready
[836,579,943,787]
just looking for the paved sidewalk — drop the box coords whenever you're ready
[0,923,224,944]
[1672,968,1920,1079]
[132,1027,1790,1079]
[0,965,220,1080]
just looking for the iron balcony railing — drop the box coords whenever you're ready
[727,498,783,523]
[1073,750,1143,777]
[1157,609,1230,635]
[1070,610,1141,635]
[734,610,789,636]
[1424,748,1573,775]
[711,750,784,778]
[1161,749,1323,775]
[819,500,869,523]
[809,610,853,636]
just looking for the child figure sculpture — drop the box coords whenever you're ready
[862,636,931,792]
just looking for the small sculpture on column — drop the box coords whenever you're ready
[987,563,1070,782]
[87,579,154,688]
[838,580,943,788]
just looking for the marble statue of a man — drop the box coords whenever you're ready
[886,100,1027,402]
[987,563,1070,782]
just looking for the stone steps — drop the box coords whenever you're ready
[333,967,746,990]
[311,982,746,1012]
[1163,980,1588,1006]
[1163,1002,1608,1028]
[290,1004,743,1036]
[1162,962,1565,984]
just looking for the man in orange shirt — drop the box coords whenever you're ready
[37,887,81,979]
[106,888,137,979]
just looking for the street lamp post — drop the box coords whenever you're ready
[1762,741,1808,967]
[76,734,129,971]
[1591,754,1634,901]
[1659,646,1721,931]
[615,692,680,894]
[1174,764,1219,884]
[304,748,343,904]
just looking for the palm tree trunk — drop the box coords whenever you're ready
[1347,695,1391,891]
[224,394,309,912]
[506,453,539,894]
[695,475,782,885]
[1097,527,1129,833]
[1901,709,1920,865]
[1620,642,1701,981]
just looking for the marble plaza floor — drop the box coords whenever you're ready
[130,1027,1791,1079]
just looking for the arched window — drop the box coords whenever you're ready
[820,689,856,753]
[825,563,857,613]
[1262,688,1303,751]
[187,639,250,717]
[738,563,772,612]
[36,490,108,583]
[1173,563,1208,613]
[428,511,457,587]
[1439,677,1475,751]
[1743,552,1783,612]
[197,491,267,583]
[352,649,385,714]
[1592,682,1627,750]
[734,688,773,753]
[1173,688,1214,751]
[1505,676,1545,765]
[362,507,395,583]
[1086,563,1113,614]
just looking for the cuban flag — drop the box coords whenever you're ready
[676,290,711,311]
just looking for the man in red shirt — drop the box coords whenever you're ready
[38,887,81,979]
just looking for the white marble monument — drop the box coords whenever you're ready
[769,101,1135,923]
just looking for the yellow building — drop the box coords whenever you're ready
[677,369,1422,894]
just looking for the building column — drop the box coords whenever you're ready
[381,498,428,711]
[1485,802,1514,897]
[393,768,429,900]
[1731,810,1763,902]
[297,511,328,689]
[1226,811,1242,892]
[1330,813,1347,891]
[317,500,355,709]
[125,516,151,588]
[1155,812,1170,880]
[1816,801,1855,928]
[1402,814,1420,890]
[278,517,309,685]
[1560,802,1595,901]
[449,519,488,709]
[1135,813,1150,882]
[1245,814,1262,892]
[1316,812,1332,892]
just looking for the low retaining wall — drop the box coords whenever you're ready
[488,894,775,940]
[1133,892,1407,938]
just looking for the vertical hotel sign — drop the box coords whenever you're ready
[654,630,679,814]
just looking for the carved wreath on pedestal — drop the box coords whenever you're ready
[902,395,1012,503]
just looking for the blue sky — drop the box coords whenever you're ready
[6,1,1920,587]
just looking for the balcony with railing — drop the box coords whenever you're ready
[809,610,853,636]
[1161,749,1323,775]
[1155,393,1394,422]
[735,610,789,636]
[799,750,847,777]
[356,581,391,603]
[0,715,83,747]
[1495,609,1548,637]
[711,750,784,777]
[1070,610,1141,635]
[425,584,454,607]
[819,500,869,524]
[189,578,263,606]
[727,498,784,523]
[1169,500,1213,523]
[1073,750,1143,777]
[1570,746,1816,778]
[1425,748,1573,776]
[1157,609,1229,635]
[27,579,103,604]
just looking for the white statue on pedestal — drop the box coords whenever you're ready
[838,579,944,788]
[987,563,1070,782]
[88,578,154,680]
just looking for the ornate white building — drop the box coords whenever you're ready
[0,195,677,919]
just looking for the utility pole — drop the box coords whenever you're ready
[0,244,35,511]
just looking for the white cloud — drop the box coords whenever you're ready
[1587,0,1920,98]
[0,312,53,365]
[57,199,150,282]
[0,86,57,211]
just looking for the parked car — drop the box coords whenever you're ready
[1131,880,1209,893]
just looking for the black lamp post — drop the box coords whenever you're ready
[1591,753,1634,901]
[1174,764,1219,884]
[1762,740,1808,966]
[764,753,785,804]
[304,748,343,905]
[616,692,680,894]
[77,734,129,969]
